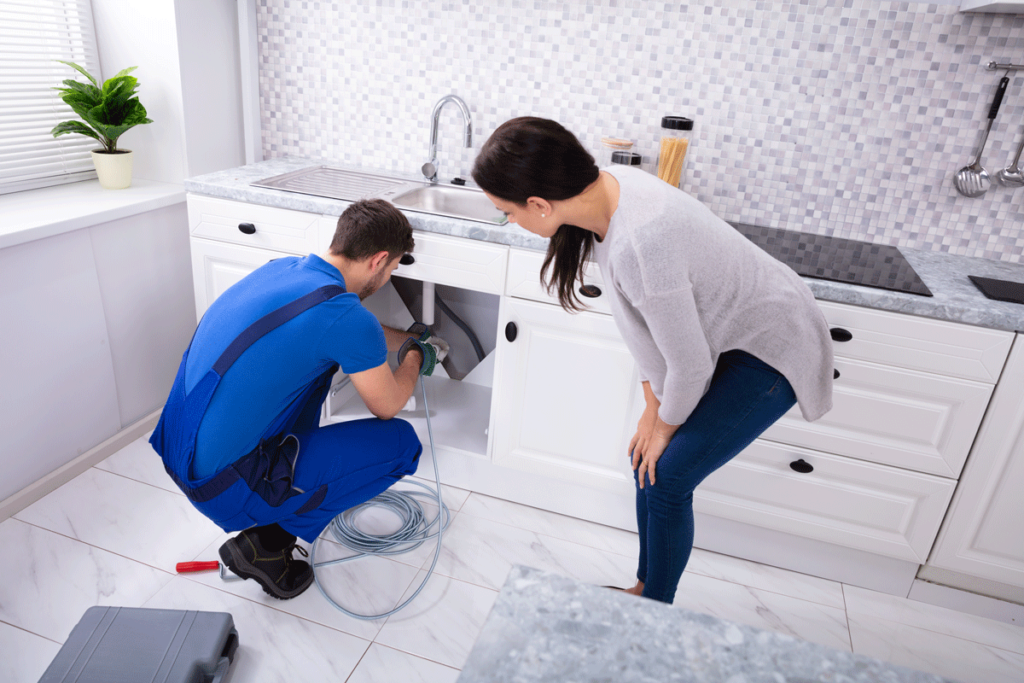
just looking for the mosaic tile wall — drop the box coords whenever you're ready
[257,0,1024,262]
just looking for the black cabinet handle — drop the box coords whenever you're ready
[238,222,256,235]
[789,459,814,474]
[579,284,602,298]
[834,369,840,380]
[830,327,853,342]
[399,253,415,266]
[505,322,518,342]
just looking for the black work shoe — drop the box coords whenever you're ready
[218,530,314,600]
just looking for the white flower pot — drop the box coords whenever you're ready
[91,149,134,189]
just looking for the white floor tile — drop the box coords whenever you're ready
[684,547,847,610]
[142,577,370,683]
[375,570,499,670]
[848,612,1024,683]
[0,518,173,642]
[844,584,1024,656]
[407,476,472,512]
[459,492,639,557]
[183,533,421,640]
[94,432,182,495]
[672,571,853,652]
[423,512,636,591]
[0,620,62,683]
[346,643,460,683]
[14,467,224,571]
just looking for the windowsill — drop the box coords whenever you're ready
[0,178,187,250]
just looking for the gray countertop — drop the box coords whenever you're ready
[456,566,958,683]
[186,158,1024,333]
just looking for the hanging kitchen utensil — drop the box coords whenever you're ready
[996,127,1024,187]
[954,74,1010,198]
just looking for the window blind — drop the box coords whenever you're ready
[0,0,102,195]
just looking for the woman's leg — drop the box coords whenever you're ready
[636,350,797,603]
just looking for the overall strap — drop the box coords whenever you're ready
[166,283,346,503]
[212,284,346,377]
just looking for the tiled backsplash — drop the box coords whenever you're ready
[257,0,1024,262]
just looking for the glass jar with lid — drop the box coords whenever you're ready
[599,136,634,168]
[656,116,693,188]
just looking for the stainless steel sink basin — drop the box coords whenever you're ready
[381,183,508,225]
[252,166,507,226]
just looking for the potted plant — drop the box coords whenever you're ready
[51,60,153,189]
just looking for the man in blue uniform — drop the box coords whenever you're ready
[151,199,447,599]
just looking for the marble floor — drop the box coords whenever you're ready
[3,434,1024,683]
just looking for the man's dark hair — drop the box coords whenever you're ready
[329,199,414,262]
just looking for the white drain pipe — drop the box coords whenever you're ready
[421,281,435,327]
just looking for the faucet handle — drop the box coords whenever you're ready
[421,159,438,182]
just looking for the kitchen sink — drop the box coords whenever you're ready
[379,183,508,226]
[252,166,507,226]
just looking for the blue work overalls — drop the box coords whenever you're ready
[150,283,421,542]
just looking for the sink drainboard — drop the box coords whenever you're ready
[251,166,409,202]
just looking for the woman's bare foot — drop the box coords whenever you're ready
[621,580,644,596]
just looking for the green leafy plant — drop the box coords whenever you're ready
[50,60,153,154]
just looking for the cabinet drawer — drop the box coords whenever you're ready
[819,300,1012,383]
[505,248,613,315]
[696,439,956,563]
[395,231,508,294]
[762,356,993,478]
[187,195,321,255]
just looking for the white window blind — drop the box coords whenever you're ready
[0,0,102,195]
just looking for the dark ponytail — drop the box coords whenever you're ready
[472,117,600,312]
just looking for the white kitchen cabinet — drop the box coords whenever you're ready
[190,237,284,319]
[698,439,956,563]
[490,296,643,495]
[924,335,1024,590]
[188,194,321,255]
[763,357,994,478]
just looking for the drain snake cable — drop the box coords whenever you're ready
[309,378,450,620]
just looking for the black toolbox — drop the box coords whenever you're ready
[38,606,238,683]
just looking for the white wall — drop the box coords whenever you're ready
[90,0,189,183]
[174,0,247,177]
[90,0,246,183]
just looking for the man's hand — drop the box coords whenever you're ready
[398,335,450,376]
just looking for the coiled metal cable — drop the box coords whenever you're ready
[310,378,449,620]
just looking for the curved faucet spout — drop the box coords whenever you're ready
[424,94,472,181]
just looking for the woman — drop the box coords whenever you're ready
[472,117,834,603]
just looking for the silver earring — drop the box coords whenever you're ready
[541,213,546,217]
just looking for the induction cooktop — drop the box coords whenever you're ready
[732,223,933,297]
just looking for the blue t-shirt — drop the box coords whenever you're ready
[186,254,387,478]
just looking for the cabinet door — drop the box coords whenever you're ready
[762,357,994,478]
[190,238,283,319]
[491,297,643,495]
[698,438,956,563]
[926,335,1024,588]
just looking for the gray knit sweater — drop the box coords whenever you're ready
[594,165,834,425]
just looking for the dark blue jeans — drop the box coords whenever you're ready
[634,349,797,603]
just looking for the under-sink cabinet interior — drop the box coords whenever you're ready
[186,194,1022,598]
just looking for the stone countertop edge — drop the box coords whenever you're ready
[186,157,1024,334]
[455,565,959,683]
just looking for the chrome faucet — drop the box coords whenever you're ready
[421,94,472,182]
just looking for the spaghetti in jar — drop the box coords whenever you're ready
[657,116,693,188]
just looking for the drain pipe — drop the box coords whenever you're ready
[422,281,435,328]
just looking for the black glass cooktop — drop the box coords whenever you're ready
[732,223,933,297]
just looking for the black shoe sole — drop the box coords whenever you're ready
[218,538,313,600]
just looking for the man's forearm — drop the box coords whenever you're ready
[381,324,418,353]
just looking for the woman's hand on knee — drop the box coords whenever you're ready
[630,401,659,471]
[635,418,679,489]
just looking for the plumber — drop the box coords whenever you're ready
[151,199,448,599]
